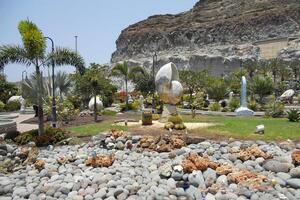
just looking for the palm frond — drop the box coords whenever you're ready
[46,47,85,74]
[0,45,31,69]
[111,61,128,77]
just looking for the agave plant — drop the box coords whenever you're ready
[286,109,300,122]
[22,70,71,103]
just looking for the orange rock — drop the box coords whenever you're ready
[238,145,272,161]
[227,169,268,188]
[34,159,45,170]
[216,165,233,175]
[182,153,218,173]
[139,136,156,149]
[292,150,300,165]
[170,136,185,149]
[110,129,124,139]
[182,159,197,173]
[156,144,172,153]
[85,154,115,168]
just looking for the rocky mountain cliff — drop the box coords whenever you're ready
[111,0,300,75]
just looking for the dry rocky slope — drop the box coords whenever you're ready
[111,0,300,75]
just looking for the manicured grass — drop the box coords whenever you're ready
[67,121,127,136]
[182,114,300,140]
[67,113,300,140]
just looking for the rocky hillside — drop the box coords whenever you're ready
[111,0,300,75]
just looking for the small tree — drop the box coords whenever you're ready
[252,76,274,104]
[179,69,209,107]
[73,63,116,122]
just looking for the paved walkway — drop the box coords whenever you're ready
[8,113,37,133]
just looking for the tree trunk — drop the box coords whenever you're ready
[94,95,97,122]
[125,77,128,111]
[36,63,44,135]
[188,88,193,108]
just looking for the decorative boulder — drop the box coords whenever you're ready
[7,95,26,113]
[280,89,295,101]
[88,96,103,111]
[155,62,183,105]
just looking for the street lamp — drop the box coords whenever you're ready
[44,36,57,128]
[152,51,157,113]
[75,36,78,53]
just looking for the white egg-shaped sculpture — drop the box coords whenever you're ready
[155,62,183,105]
[280,89,295,100]
[88,96,103,111]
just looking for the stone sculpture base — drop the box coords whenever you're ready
[160,104,177,123]
[235,107,254,116]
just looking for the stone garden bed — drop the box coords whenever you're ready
[0,131,299,200]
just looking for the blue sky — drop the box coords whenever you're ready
[0,0,197,82]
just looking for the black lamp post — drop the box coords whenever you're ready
[44,36,57,128]
[152,51,157,113]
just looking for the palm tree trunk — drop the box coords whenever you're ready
[125,77,128,111]
[36,63,44,135]
[94,95,97,122]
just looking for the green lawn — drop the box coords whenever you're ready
[67,113,300,141]
[182,115,300,141]
[67,121,128,136]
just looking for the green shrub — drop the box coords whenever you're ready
[120,100,140,112]
[15,127,66,146]
[228,98,240,112]
[248,100,261,111]
[174,123,186,130]
[208,102,221,111]
[221,107,229,112]
[168,114,183,124]
[15,133,35,145]
[5,101,20,111]
[298,93,300,103]
[265,101,285,118]
[286,109,300,122]
[101,109,117,116]
[0,101,5,111]
[164,122,174,129]
[142,111,152,125]
[68,137,83,145]
[152,114,160,120]
[191,92,205,109]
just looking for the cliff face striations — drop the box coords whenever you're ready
[112,0,300,75]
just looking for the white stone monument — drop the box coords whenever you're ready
[88,96,103,111]
[235,76,254,116]
[155,62,183,121]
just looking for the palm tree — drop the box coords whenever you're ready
[111,61,144,110]
[243,59,258,80]
[0,20,84,135]
[268,58,282,83]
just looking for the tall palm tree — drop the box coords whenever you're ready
[111,61,144,111]
[0,20,84,135]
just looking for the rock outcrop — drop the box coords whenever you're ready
[112,0,300,75]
